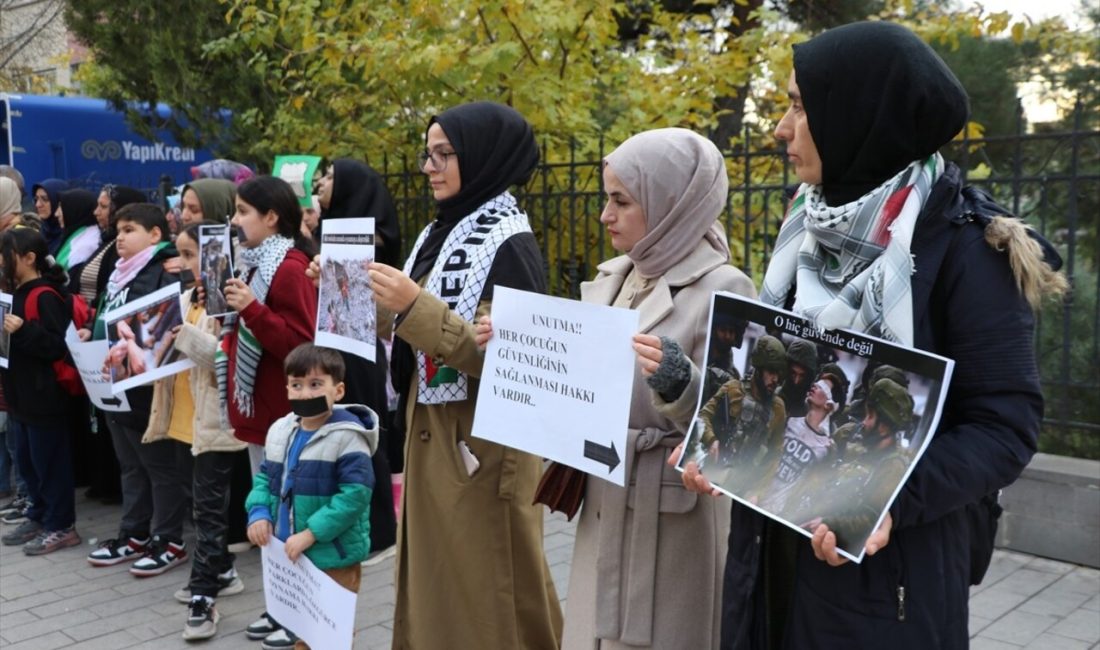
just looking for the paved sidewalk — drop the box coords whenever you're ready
[1,493,1097,649]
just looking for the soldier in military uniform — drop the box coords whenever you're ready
[792,377,914,556]
[778,338,818,418]
[695,335,788,490]
[701,312,749,405]
[834,364,908,457]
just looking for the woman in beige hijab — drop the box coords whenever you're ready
[481,128,755,648]
[0,177,24,232]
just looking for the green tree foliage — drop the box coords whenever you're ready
[64,1,270,153]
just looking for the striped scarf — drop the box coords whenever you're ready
[760,154,943,346]
[215,235,293,419]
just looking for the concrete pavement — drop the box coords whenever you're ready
[1,493,1097,649]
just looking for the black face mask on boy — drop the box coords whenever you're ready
[289,395,330,418]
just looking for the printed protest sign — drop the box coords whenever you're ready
[473,286,638,486]
[678,292,953,563]
[102,283,195,393]
[198,224,234,317]
[315,218,376,362]
[261,538,357,650]
[67,337,131,412]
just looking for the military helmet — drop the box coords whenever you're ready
[871,364,910,388]
[786,339,818,374]
[820,362,849,392]
[751,335,787,374]
[867,377,914,428]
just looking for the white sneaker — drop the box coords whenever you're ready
[227,541,254,553]
[260,628,298,650]
[181,597,219,641]
[174,574,245,604]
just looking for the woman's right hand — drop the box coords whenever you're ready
[669,443,721,496]
[305,254,321,289]
[474,315,493,350]
[77,328,92,342]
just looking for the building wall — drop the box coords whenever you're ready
[0,0,77,92]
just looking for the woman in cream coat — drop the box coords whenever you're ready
[478,128,756,648]
[563,128,755,649]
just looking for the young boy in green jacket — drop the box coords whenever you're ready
[246,343,377,649]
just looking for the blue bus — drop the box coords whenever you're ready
[0,93,220,195]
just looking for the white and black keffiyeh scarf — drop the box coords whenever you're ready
[760,154,944,346]
[402,191,531,404]
[215,235,294,419]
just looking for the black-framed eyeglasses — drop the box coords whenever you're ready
[417,149,457,171]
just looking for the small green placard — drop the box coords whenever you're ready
[273,155,322,207]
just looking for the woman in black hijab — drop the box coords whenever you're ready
[55,189,99,271]
[316,158,401,561]
[680,22,1065,650]
[368,102,562,649]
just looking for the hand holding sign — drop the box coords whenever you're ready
[632,333,663,377]
[368,262,420,314]
[472,287,638,486]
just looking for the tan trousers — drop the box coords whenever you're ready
[294,563,362,650]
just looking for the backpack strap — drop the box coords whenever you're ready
[23,285,67,323]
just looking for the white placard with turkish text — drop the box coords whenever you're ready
[472,286,639,486]
[261,537,357,650]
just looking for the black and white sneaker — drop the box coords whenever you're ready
[130,536,187,577]
[246,612,281,640]
[174,569,245,603]
[0,502,29,525]
[0,495,28,518]
[181,596,219,641]
[260,628,299,650]
[87,535,149,566]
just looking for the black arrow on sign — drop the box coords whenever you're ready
[100,397,122,407]
[584,440,621,473]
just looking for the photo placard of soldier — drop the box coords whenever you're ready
[315,217,376,362]
[198,224,234,317]
[679,291,954,563]
[102,283,196,393]
[0,292,11,368]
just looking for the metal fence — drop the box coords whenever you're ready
[375,102,1100,458]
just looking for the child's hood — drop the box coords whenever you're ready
[316,404,379,455]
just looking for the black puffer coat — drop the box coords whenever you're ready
[722,163,1056,650]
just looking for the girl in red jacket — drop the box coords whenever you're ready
[218,176,317,473]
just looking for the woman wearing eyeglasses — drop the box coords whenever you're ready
[368,101,562,649]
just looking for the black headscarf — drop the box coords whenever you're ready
[32,179,68,217]
[321,159,403,267]
[408,101,538,281]
[58,188,98,240]
[793,21,969,206]
[94,185,147,298]
[33,179,69,254]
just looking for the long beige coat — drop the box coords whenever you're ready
[391,290,563,650]
[562,242,756,650]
